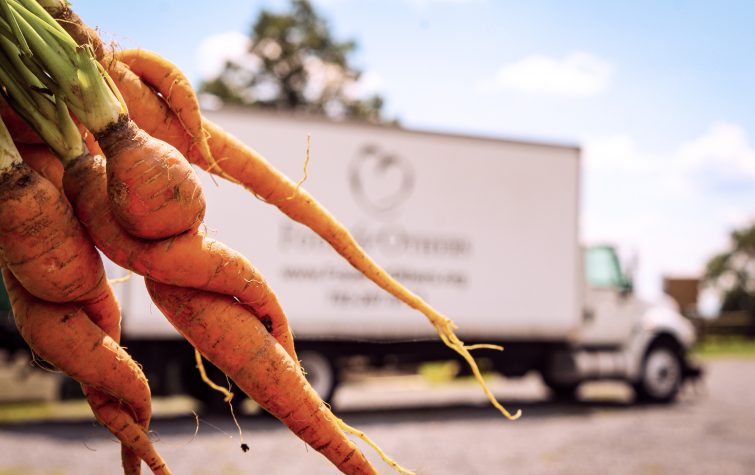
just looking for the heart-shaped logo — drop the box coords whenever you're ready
[349,144,414,217]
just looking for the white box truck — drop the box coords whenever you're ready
[0,107,701,409]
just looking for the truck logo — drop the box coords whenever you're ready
[349,144,414,216]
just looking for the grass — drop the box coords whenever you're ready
[418,360,460,384]
[0,396,197,424]
[418,358,498,385]
[0,399,93,424]
[692,336,755,359]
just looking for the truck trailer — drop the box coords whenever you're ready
[0,107,700,410]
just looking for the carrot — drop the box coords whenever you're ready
[101,51,246,188]
[63,152,298,361]
[11,144,125,340]
[1,0,206,239]
[97,115,207,239]
[145,279,380,475]
[0,156,122,337]
[113,49,213,166]
[2,267,170,474]
[0,115,160,473]
[13,143,63,189]
[103,58,193,160]
[0,144,104,306]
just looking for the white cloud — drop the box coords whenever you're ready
[481,52,614,96]
[677,122,755,178]
[584,135,655,173]
[195,31,251,80]
[581,122,755,300]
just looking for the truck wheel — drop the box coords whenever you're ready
[541,375,579,401]
[299,350,338,404]
[634,341,682,403]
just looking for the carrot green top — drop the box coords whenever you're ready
[0,0,125,134]
[0,0,92,164]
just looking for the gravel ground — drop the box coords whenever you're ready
[1,357,754,475]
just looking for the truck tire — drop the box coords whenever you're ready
[541,374,580,401]
[634,340,682,403]
[299,350,338,404]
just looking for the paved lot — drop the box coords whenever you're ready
[1,358,754,474]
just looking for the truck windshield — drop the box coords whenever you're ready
[585,246,626,289]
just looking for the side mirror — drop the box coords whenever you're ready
[620,250,638,298]
[619,277,633,298]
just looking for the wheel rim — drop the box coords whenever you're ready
[644,347,681,399]
[300,351,334,400]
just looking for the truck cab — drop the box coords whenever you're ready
[541,244,700,402]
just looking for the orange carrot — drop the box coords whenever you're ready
[13,143,64,189]
[63,152,297,361]
[0,97,41,144]
[97,115,207,240]
[10,143,124,341]
[2,267,170,474]
[0,158,106,305]
[146,279,377,475]
[103,58,193,158]
[2,123,152,473]
[113,49,213,165]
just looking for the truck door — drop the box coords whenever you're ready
[578,245,643,347]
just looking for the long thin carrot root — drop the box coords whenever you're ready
[437,320,521,420]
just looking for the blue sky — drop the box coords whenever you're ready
[71,0,754,302]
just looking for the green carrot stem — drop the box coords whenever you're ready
[0,33,54,113]
[0,0,27,54]
[14,0,64,33]
[0,29,82,162]
[0,0,124,133]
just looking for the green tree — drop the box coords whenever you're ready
[704,222,755,331]
[200,0,386,123]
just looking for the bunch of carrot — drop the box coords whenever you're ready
[0,109,168,473]
[0,0,520,473]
